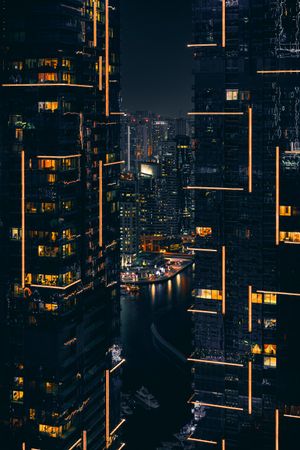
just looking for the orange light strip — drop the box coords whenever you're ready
[22,443,26,450]
[285,150,300,154]
[188,112,244,116]
[105,370,110,448]
[248,361,252,415]
[83,430,87,450]
[276,146,280,246]
[36,154,81,159]
[222,246,226,315]
[99,56,103,91]
[187,308,218,315]
[30,279,82,290]
[248,285,252,333]
[99,161,103,248]
[275,409,279,450]
[68,438,82,450]
[187,437,218,445]
[257,70,300,74]
[93,0,97,47]
[117,444,126,450]
[190,401,243,412]
[110,419,126,437]
[257,290,300,297]
[248,107,253,193]
[222,440,226,450]
[222,0,226,48]
[110,358,126,374]
[105,0,110,117]
[187,43,218,48]
[2,83,93,88]
[21,150,25,289]
[187,248,218,253]
[187,357,243,368]
[185,186,244,191]
[110,112,127,116]
[284,414,300,419]
[104,160,125,167]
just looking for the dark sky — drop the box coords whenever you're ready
[121,0,193,117]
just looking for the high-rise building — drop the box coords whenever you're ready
[189,1,300,449]
[120,172,139,268]
[0,1,124,450]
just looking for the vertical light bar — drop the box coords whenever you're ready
[22,443,26,450]
[127,125,131,171]
[83,430,87,450]
[21,150,25,289]
[248,285,252,333]
[105,369,110,448]
[222,0,226,48]
[276,146,280,246]
[105,0,110,116]
[99,161,103,248]
[222,439,226,450]
[99,56,103,91]
[222,246,226,315]
[248,107,253,193]
[93,0,97,47]
[275,409,279,450]
[248,361,252,415]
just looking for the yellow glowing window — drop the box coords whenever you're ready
[251,293,263,304]
[15,128,23,141]
[25,273,32,284]
[264,357,277,368]
[62,59,71,68]
[26,202,37,213]
[29,408,36,420]
[251,344,262,355]
[36,274,59,286]
[38,101,59,112]
[280,231,300,243]
[38,159,57,170]
[38,73,58,83]
[44,303,58,312]
[11,228,22,240]
[226,89,239,101]
[38,246,59,258]
[62,243,73,257]
[264,344,277,355]
[280,206,292,216]
[62,72,71,83]
[12,390,24,403]
[62,201,73,211]
[44,382,58,394]
[14,377,24,387]
[62,272,73,285]
[47,174,57,184]
[195,289,222,300]
[39,424,62,438]
[62,229,72,240]
[196,227,212,237]
[38,59,58,68]
[41,202,56,213]
[264,293,277,305]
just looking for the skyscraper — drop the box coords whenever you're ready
[189,1,300,449]
[0,1,123,449]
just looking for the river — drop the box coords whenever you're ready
[121,265,194,449]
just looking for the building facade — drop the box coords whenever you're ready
[0,1,123,450]
[189,1,300,449]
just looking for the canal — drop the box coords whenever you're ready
[121,265,194,449]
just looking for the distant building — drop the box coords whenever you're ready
[120,172,139,267]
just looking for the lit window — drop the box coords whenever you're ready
[264,344,276,355]
[44,382,58,395]
[226,89,239,101]
[251,344,262,355]
[38,101,59,112]
[29,408,36,420]
[14,377,24,387]
[194,289,222,300]
[280,206,292,216]
[47,174,57,184]
[26,202,37,213]
[196,227,212,237]
[264,293,277,305]
[41,203,56,213]
[44,303,58,312]
[280,231,300,243]
[38,246,59,257]
[11,228,22,240]
[39,424,62,438]
[264,357,277,368]
[38,159,57,170]
[251,293,262,304]
[62,200,73,211]
[38,73,58,83]
[12,390,24,403]
[15,128,23,141]
[38,59,58,68]
[264,318,276,329]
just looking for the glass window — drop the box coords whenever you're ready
[11,228,22,240]
[264,318,277,329]
[264,344,277,355]
[280,206,292,216]
[12,390,24,403]
[264,293,277,305]
[38,101,59,112]
[280,231,300,243]
[38,159,57,170]
[41,203,56,213]
[251,344,262,354]
[264,357,277,368]
[38,73,58,83]
[39,424,62,438]
[44,303,58,312]
[38,246,59,257]
[252,293,263,304]
[196,227,212,237]
[226,89,239,101]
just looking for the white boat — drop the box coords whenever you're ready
[135,386,160,409]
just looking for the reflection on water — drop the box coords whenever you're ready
[121,266,193,450]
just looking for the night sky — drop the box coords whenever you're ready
[121,0,193,117]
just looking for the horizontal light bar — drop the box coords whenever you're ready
[110,112,127,116]
[110,358,126,374]
[110,419,126,437]
[187,357,243,367]
[190,401,243,411]
[36,154,81,159]
[188,112,244,116]
[284,414,300,419]
[2,83,93,88]
[257,70,300,74]
[187,43,218,48]
[284,241,300,245]
[185,186,244,191]
[187,437,218,445]
[284,150,300,154]
[104,160,125,167]
[257,290,300,297]
[187,248,218,253]
[30,279,81,290]
[187,308,218,315]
